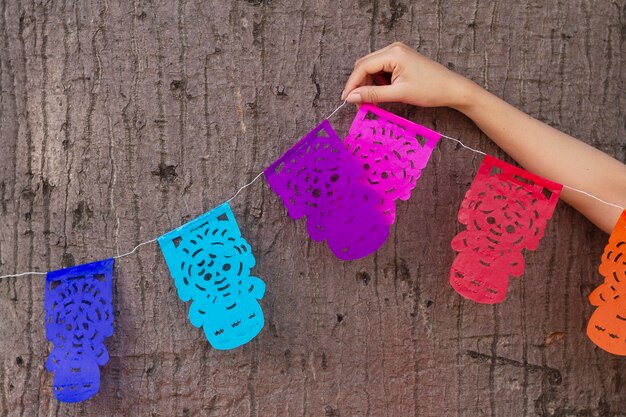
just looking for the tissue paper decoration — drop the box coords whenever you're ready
[158,203,266,350]
[449,156,562,303]
[587,210,626,355]
[44,259,114,402]
[344,104,440,223]
[265,120,389,260]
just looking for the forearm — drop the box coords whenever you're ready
[453,81,626,233]
[341,43,626,233]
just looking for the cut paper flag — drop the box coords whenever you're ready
[344,104,441,223]
[449,156,562,304]
[158,203,266,350]
[265,120,389,260]
[587,209,626,355]
[44,258,114,403]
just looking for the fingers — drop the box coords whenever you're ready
[342,50,400,100]
[351,42,400,66]
[345,84,402,104]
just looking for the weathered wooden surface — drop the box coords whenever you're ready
[0,0,624,416]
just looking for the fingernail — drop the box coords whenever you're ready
[346,93,361,103]
[340,90,346,100]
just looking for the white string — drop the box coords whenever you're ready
[4,101,620,280]
[440,133,625,210]
[440,133,487,156]
[562,185,625,210]
[113,238,158,260]
[226,171,266,203]
[325,100,347,120]
[0,271,47,279]
[0,101,350,280]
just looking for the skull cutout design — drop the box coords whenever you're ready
[449,156,562,303]
[158,203,266,350]
[587,210,626,355]
[344,104,440,223]
[44,259,114,402]
[265,120,389,260]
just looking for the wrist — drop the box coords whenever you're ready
[448,78,485,114]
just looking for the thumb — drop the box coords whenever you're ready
[345,84,400,104]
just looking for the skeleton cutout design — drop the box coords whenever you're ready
[158,203,266,350]
[44,259,114,402]
[265,120,389,260]
[587,210,626,355]
[449,156,562,303]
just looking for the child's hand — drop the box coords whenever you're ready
[341,42,476,110]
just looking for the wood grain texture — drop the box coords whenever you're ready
[0,0,624,416]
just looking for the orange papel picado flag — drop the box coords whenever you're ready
[587,210,626,355]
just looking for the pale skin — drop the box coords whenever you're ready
[341,42,626,234]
